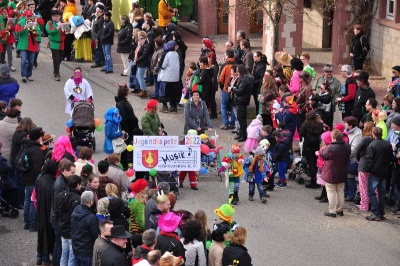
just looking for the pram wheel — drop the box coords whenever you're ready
[9,208,19,218]
[296,175,305,184]
[288,172,296,180]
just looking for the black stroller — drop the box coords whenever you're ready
[0,173,19,218]
[71,101,96,151]
[288,157,309,184]
[156,171,179,199]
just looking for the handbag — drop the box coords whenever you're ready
[316,172,326,186]
[112,130,128,154]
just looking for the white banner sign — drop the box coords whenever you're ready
[133,136,201,171]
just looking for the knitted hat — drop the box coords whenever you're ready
[130,179,148,194]
[29,127,45,141]
[334,123,345,132]
[214,204,235,223]
[144,99,158,111]
[158,212,182,232]
[199,134,208,140]
[321,131,332,145]
[391,116,400,126]
[0,64,9,75]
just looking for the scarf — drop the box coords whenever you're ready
[249,156,264,173]
[160,230,180,242]
[134,38,146,62]
[73,71,82,86]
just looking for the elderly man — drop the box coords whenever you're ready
[100,226,132,266]
[336,65,357,119]
[71,191,100,266]
[313,64,341,110]
[93,220,114,266]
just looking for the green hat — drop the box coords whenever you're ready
[214,204,235,223]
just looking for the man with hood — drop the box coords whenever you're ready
[35,159,58,266]
[71,191,100,265]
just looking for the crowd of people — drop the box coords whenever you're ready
[1,0,400,264]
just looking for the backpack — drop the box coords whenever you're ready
[15,144,32,173]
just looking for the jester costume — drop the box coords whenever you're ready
[221,144,244,205]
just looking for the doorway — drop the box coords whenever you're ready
[322,8,334,48]
[218,0,229,34]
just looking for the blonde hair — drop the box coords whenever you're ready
[105,183,119,197]
[137,30,147,39]
[230,227,247,245]
[378,110,388,121]
[194,210,211,237]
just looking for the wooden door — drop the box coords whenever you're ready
[250,10,263,32]
[218,0,229,34]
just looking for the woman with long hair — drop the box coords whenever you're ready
[222,227,252,266]
[129,1,144,29]
[355,121,374,211]
[258,75,278,126]
[273,65,288,87]
[74,147,94,177]
[181,219,207,266]
[194,209,211,263]
[51,135,77,164]
[85,174,99,203]
[300,111,324,189]
[196,56,216,118]
[252,51,268,114]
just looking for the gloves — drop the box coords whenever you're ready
[87,98,92,103]
[73,97,79,102]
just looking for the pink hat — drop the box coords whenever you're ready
[321,131,332,145]
[158,212,182,233]
[334,123,345,132]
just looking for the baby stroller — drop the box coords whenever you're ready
[198,131,223,181]
[156,171,179,199]
[288,157,309,184]
[0,173,19,218]
[71,101,96,151]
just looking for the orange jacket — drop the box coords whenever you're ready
[158,0,173,27]
[219,58,236,92]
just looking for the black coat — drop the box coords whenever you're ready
[222,243,252,266]
[10,130,28,165]
[35,160,57,258]
[355,136,374,172]
[56,188,81,239]
[51,173,68,224]
[135,41,150,67]
[71,204,100,256]
[232,75,254,106]
[21,138,44,186]
[300,122,323,157]
[117,23,133,54]
[364,139,393,179]
[100,242,130,266]
[351,34,369,59]
[115,96,139,139]
[252,61,267,92]
[145,28,155,54]
[101,19,115,45]
[196,67,214,102]
[155,233,186,261]
[353,86,375,121]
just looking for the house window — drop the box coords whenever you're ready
[304,0,312,9]
[387,0,395,19]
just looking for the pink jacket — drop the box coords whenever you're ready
[289,70,301,95]
[247,119,263,139]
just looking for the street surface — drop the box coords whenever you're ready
[0,28,399,266]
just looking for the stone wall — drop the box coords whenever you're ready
[370,22,400,76]
[302,4,324,47]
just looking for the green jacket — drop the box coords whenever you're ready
[140,111,160,136]
[15,17,41,52]
[45,20,66,50]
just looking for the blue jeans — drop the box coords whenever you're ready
[221,90,235,126]
[136,66,146,91]
[94,42,104,66]
[129,61,138,88]
[249,182,267,199]
[344,176,357,199]
[153,75,160,98]
[75,256,92,266]
[368,174,386,217]
[52,222,62,266]
[102,44,113,71]
[201,152,216,164]
[20,50,35,78]
[277,161,287,183]
[23,185,36,229]
[61,237,75,266]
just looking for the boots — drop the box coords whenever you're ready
[231,191,239,205]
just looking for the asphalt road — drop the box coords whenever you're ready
[1,30,400,266]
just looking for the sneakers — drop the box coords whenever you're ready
[261,197,267,203]
[248,196,254,201]
[324,212,337,218]
[366,214,383,221]
[28,76,33,81]
[220,125,229,130]
[54,75,60,81]
[278,182,287,188]
[10,66,16,71]
[160,105,169,113]
[275,181,282,186]
[21,77,27,83]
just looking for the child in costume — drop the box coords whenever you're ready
[259,139,275,192]
[272,130,291,188]
[244,146,270,203]
[221,144,245,205]
[315,131,332,203]
[243,114,263,153]
[212,203,238,246]
[200,133,217,167]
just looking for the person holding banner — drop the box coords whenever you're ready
[184,90,213,135]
